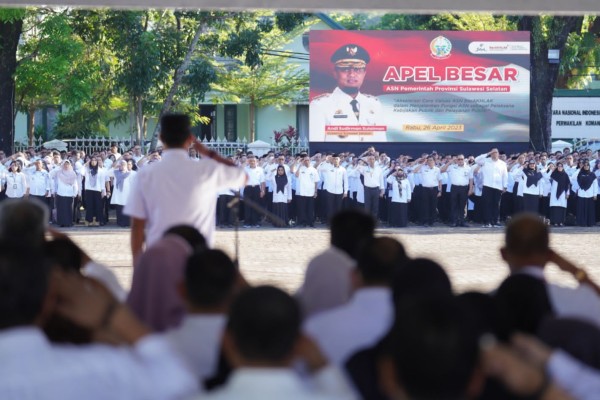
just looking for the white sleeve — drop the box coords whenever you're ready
[312,365,358,400]
[548,350,600,400]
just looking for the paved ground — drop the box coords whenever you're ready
[65,223,600,295]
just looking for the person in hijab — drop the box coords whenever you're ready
[110,159,136,227]
[51,160,80,227]
[269,165,291,227]
[549,162,571,226]
[576,159,598,227]
[386,167,412,227]
[126,234,193,332]
[518,159,543,214]
[82,156,106,226]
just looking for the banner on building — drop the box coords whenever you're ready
[309,30,531,143]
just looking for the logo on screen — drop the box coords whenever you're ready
[430,36,452,59]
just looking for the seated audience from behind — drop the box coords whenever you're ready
[0,241,197,399]
[296,209,376,318]
[499,213,600,327]
[304,237,408,365]
[165,249,239,382]
[190,285,355,399]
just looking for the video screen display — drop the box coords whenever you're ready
[309,30,530,143]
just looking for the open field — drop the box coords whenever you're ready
[66,224,600,295]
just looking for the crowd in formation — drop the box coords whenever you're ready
[2,142,599,229]
[2,199,600,399]
[218,145,600,229]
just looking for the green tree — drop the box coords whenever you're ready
[211,53,309,141]
[15,11,93,145]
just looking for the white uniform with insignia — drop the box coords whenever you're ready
[310,87,386,142]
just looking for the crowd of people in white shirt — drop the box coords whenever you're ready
[3,142,598,230]
[214,145,600,229]
[2,197,600,400]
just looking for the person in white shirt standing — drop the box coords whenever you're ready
[441,154,473,227]
[358,155,384,220]
[81,156,107,226]
[4,160,28,200]
[109,159,137,227]
[475,148,508,227]
[294,155,320,228]
[320,154,348,223]
[125,113,246,261]
[243,156,265,228]
[28,159,52,218]
[413,156,442,227]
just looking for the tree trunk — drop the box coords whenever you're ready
[0,18,23,155]
[249,100,255,142]
[27,106,35,146]
[520,16,583,151]
[149,22,207,151]
[135,96,144,144]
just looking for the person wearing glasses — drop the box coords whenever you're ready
[310,44,385,142]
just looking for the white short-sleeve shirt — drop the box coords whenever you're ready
[124,149,246,247]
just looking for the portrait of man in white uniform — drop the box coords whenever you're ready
[310,44,386,142]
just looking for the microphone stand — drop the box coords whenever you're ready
[227,193,286,269]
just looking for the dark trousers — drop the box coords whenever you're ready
[410,185,423,222]
[364,186,380,218]
[450,185,469,224]
[244,186,261,225]
[549,207,566,225]
[577,197,596,227]
[389,202,408,227]
[325,191,343,223]
[217,195,234,226]
[523,193,540,215]
[296,195,315,226]
[115,205,130,227]
[421,187,438,225]
[482,186,502,225]
[85,190,104,224]
[31,195,52,221]
[439,184,450,223]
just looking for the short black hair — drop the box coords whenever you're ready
[391,295,479,400]
[357,237,408,286]
[185,250,237,308]
[0,199,49,250]
[330,209,375,259]
[44,238,83,272]
[165,225,207,252]
[392,258,452,306]
[0,242,49,329]
[227,286,300,363]
[160,113,192,147]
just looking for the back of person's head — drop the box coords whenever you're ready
[226,286,300,364]
[165,225,207,252]
[0,242,49,329]
[159,113,192,148]
[391,295,479,400]
[185,250,237,309]
[330,209,375,259]
[392,258,451,306]
[504,213,549,259]
[0,199,48,249]
[495,274,554,336]
[356,237,408,286]
[44,238,83,273]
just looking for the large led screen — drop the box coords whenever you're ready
[309,30,530,143]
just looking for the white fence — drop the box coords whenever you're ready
[15,136,309,157]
